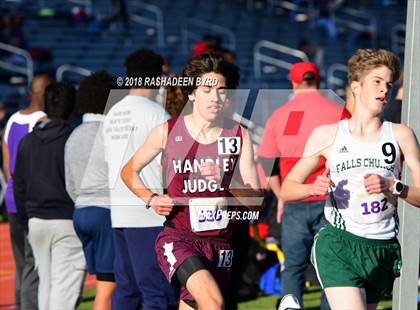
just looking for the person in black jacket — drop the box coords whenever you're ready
[13,82,87,310]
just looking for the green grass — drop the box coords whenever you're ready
[77,288,95,310]
[237,287,395,310]
[77,286,401,310]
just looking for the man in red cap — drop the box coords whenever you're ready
[258,61,350,309]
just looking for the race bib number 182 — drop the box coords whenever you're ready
[352,193,396,224]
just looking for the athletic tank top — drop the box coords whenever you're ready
[326,120,401,239]
[4,110,46,213]
[162,116,242,238]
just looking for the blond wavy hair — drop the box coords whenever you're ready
[348,49,401,84]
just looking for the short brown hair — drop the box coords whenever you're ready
[302,72,318,86]
[348,49,401,84]
[182,53,240,96]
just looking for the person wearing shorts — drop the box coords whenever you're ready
[65,71,116,310]
[280,49,420,310]
[258,62,349,309]
[121,53,263,310]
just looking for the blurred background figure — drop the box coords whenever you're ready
[65,71,116,310]
[103,49,177,310]
[192,34,212,56]
[2,74,52,310]
[14,82,86,310]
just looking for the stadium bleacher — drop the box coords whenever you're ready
[0,0,407,106]
[0,1,417,309]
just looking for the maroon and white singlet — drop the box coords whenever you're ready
[155,116,244,301]
[162,116,242,238]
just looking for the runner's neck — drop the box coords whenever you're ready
[347,116,383,142]
[184,114,223,144]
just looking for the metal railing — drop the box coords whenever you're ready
[67,0,92,6]
[391,23,405,55]
[56,64,92,82]
[327,63,347,98]
[181,19,236,54]
[253,40,308,79]
[248,0,321,21]
[131,2,165,48]
[267,0,316,19]
[0,42,33,87]
[332,7,377,45]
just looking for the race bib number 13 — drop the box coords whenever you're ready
[218,137,241,155]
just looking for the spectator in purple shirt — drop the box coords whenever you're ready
[2,74,52,310]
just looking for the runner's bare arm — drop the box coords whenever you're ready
[280,125,336,202]
[267,174,281,197]
[394,124,420,207]
[229,127,263,210]
[239,127,259,189]
[120,122,167,202]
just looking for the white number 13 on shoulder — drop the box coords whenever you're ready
[218,250,234,268]
[218,137,241,155]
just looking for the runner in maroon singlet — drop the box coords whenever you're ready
[121,53,262,310]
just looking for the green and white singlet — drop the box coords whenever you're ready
[325,119,401,239]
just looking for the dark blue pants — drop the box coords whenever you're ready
[112,227,177,310]
[281,200,330,310]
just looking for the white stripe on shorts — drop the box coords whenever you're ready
[163,242,177,279]
[311,232,324,289]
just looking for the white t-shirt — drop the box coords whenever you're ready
[103,95,169,228]
[326,120,401,239]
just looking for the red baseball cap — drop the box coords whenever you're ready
[290,61,320,83]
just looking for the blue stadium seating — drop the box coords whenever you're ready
[0,0,408,103]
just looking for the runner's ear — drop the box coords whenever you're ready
[350,80,361,97]
[188,90,196,102]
